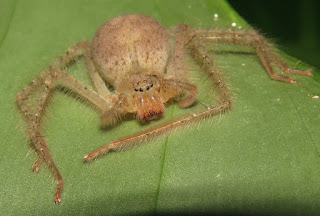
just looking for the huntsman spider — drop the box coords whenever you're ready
[16,14,312,203]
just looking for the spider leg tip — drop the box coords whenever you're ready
[33,167,39,173]
[54,198,61,204]
[83,155,91,162]
[306,70,313,77]
[54,188,62,204]
[290,79,296,84]
[32,162,40,173]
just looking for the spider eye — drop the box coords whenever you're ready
[146,86,150,90]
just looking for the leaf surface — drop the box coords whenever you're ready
[1,0,319,215]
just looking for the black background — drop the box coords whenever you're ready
[228,0,320,69]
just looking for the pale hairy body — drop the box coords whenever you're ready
[16,14,311,203]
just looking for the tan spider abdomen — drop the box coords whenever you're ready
[91,14,170,87]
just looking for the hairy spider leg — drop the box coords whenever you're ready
[16,41,110,203]
[83,24,232,161]
[161,79,197,108]
[195,29,312,83]
[84,46,113,100]
[163,24,198,108]
[166,24,191,82]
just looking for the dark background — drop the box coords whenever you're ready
[228,0,320,69]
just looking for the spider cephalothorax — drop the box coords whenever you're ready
[16,13,311,203]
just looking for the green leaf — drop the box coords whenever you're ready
[1,0,320,215]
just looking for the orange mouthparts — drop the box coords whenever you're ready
[133,93,165,120]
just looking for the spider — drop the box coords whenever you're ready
[16,14,312,203]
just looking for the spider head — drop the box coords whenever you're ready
[119,74,165,120]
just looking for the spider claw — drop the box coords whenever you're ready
[306,70,313,77]
[54,183,62,204]
[32,157,43,173]
[290,79,296,84]
[32,165,39,173]
[54,194,61,204]
[83,154,91,162]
